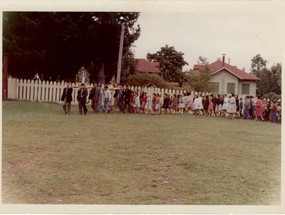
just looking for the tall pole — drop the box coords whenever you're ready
[116,20,124,84]
[2,53,9,100]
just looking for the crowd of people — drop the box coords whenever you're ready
[60,83,282,123]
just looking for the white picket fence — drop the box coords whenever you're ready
[7,77,208,105]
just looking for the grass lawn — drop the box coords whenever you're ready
[2,100,281,205]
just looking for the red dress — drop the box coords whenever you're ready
[255,99,262,117]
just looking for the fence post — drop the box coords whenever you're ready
[7,77,17,99]
[40,80,45,102]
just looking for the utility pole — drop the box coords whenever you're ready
[116,17,125,84]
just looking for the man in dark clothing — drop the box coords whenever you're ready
[61,82,73,114]
[77,83,88,115]
[114,85,124,112]
[88,83,102,113]
[95,84,103,112]
[249,96,255,119]
[243,96,250,119]
[266,99,271,121]
[212,94,217,115]
[123,85,132,113]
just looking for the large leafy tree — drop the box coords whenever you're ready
[250,54,267,76]
[3,12,140,83]
[146,45,188,82]
[120,49,136,83]
[250,54,281,96]
[186,64,213,92]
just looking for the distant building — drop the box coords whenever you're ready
[192,55,260,96]
[134,58,160,74]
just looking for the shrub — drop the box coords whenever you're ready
[262,92,281,100]
[126,73,170,88]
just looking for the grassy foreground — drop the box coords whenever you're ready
[2,100,281,204]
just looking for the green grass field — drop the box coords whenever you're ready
[2,100,281,205]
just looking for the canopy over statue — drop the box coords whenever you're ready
[76,67,90,84]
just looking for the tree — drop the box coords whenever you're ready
[250,54,267,76]
[120,49,136,83]
[250,54,281,96]
[3,12,141,83]
[146,45,188,82]
[186,64,213,92]
[270,63,282,91]
[126,73,170,88]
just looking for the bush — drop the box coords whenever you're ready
[126,73,170,88]
[262,92,281,100]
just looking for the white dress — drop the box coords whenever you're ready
[197,96,203,110]
[227,97,236,113]
[222,97,229,110]
[145,97,152,109]
[134,96,140,107]
[192,98,198,110]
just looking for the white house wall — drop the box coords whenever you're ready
[211,70,239,94]
[211,69,257,98]
[238,81,257,98]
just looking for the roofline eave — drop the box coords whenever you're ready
[213,67,243,80]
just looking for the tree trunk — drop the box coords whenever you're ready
[97,63,105,84]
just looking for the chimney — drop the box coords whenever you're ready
[228,58,230,65]
[222,54,225,66]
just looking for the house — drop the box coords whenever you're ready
[134,58,160,74]
[192,55,260,97]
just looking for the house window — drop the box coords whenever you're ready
[212,82,219,93]
[242,83,250,94]
[227,83,235,94]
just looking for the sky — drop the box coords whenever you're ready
[130,1,285,73]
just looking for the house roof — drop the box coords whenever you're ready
[151,62,160,69]
[194,59,260,81]
[193,64,204,71]
[134,59,160,74]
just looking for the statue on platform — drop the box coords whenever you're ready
[76,67,90,84]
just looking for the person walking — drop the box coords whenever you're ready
[95,83,103,112]
[123,85,132,113]
[88,83,96,112]
[77,83,88,115]
[208,95,214,116]
[239,97,244,118]
[227,93,237,119]
[270,100,277,123]
[255,96,264,121]
[262,99,268,120]
[243,96,250,119]
[116,85,125,112]
[103,85,112,113]
[221,94,229,117]
[61,82,73,114]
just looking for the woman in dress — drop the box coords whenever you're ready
[192,95,199,115]
[261,98,268,120]
[178,94,185,114]
[186,92,193,114]
[197,94,203,115]
[227,93,237,119]
[172,94,178,113]
[145,94,152,114]
[255,96,264,121]
[133,92,141,113]
[221,94,229,117]
[208,95,214,116]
